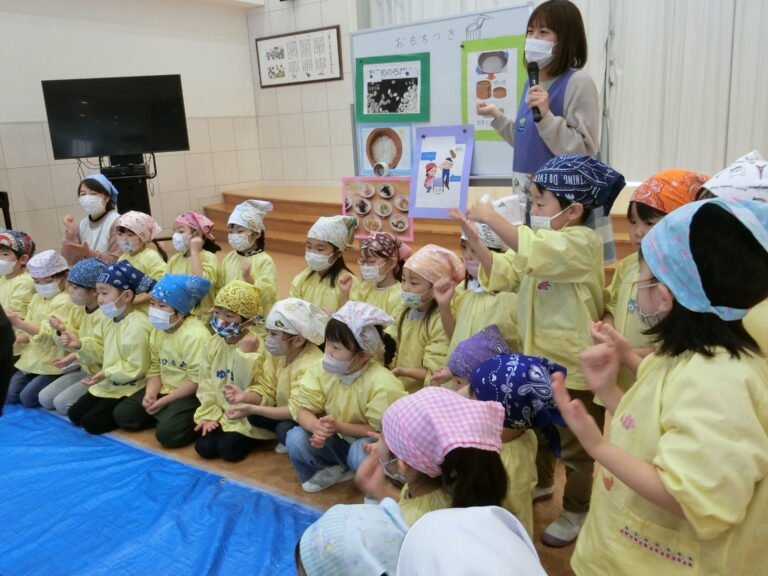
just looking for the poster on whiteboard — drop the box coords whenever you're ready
[355,52,430,123]
[461,35,527,141]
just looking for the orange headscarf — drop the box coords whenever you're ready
[630,170,709,214]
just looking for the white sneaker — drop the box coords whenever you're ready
[533,485,555,502]
[274,443,288,454]
[541,511,588,547]
[301,465,355,493]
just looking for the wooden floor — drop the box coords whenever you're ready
[113,250,576,576]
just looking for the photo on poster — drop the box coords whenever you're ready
[357,125,413,175]
[355,53,430,123]
[461,35,526,141]
[409,125,475,219]
[342,176,413,241]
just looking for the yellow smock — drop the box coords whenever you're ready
[194,333,274,439]
[350,281,404,318]
[398,485,452,526]
[79,310,153,399]
[118,248,167,314]
[289,267,358,313]
[744,299,768,355]
[167,250,218,319]
[449,280,519,354]
[391,308,450,393]
[294,361,406,441]
[253,344,323,417]
[604,252,653,391]
[147,317,210,394]
[218,250,278,336]
[479,226,604,390]
[15,291,77,375]
[72,307,108,376]
[500,430,538,536]
[572,350,768,576]
[0,271,35,356]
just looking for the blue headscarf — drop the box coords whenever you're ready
[150,274,212,315]
[96,261,156,294]
[533,154,626,216]
[84,173,119,205]
[67,258,107,289]
[471,353,567,457]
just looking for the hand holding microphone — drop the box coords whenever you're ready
[527,62,545,123]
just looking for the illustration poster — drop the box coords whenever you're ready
[461,35,526,141]
[342,176,413,241]
[355,53,430,123]
[357,125,413,176]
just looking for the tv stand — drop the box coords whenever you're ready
[99,153,157,216]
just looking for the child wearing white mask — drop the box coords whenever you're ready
[290,215,359,313]
[287,301,404,493]
[116,211,166,313]
[62,174,121,265]
[5,250,76,407]
[218,199,278,336]
[0,231,37,360]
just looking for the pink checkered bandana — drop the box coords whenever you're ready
[382,387,503,478]
[174,211,215,240]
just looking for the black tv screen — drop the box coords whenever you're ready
[42,74,189,160]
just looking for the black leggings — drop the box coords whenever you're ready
[0,306,16,416]
[68,392,124,435]
[194,428,257,462]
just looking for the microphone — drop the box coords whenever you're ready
[527,61,542,123]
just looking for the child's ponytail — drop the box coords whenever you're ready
[441,447,508,509]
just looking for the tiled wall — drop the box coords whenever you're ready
[0,117,265,251]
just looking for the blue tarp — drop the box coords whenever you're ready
[0,406,320,576]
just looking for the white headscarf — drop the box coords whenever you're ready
[703,150,768,202]
[307,215,358,250]
[265,298,329,345]
[228,199,274,232]
[331,301,394,354]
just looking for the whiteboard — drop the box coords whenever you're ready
[351,3,533,181]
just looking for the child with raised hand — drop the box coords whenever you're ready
[340,232,411,317]
[471,352,568,536]
[62,174,121,264]
[287,301,404,493]
[65,261,155,434]
[290,215,358,313]
[223,298,328,453]
[219,200,278,334]
[391,244,464,393]
[453,153,625,546]
[168,211,220,320]
[0,231,36,361]
[113,274,212,448]
[367,386,509,526]
[38,258,107,414]
[603,170,707,390]
[193,280,273,462]
[5,250,76,407]
[558,198,768,576]
[437,195,524,357]
[116,210,166,294]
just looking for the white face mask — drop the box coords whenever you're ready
[148,306,178,331]
[530,206,570,231]
[402,288,431,309]
[79,194,106,217]
[361,263,385,283]
[264,334,295,357]
[322,352,353,375]
[100,294,126,319]
[118,239,138,254]
[35,282,61,298]
[305,251,333,272]
[0,259,16,277]
[172,232,189,254]
[228,233,253,252]
[525,37,556,68]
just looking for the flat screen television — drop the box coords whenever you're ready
[42,74,189,160]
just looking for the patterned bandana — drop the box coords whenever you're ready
[360,232,413,260]
[308,215,358,250]
[631,170,709,214]
[67,258,107,289]
[97,261,156,293]
[403,244,466,284]
[533,154,626,216]
[266,298,329,345]
[150,274,212,315]
[383,387,503,478]
[471,353,567,457]
[27,250,68,279]
[447,324,513,380]
[228,199,273,232]
[642,197,768,320]
[215,280,263,320]
[703,150,768,201]
[331,301,394,354]
[175,211,216,240]
[83,173,119,204]
[117,211,163,243]
[0,230,35,258]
